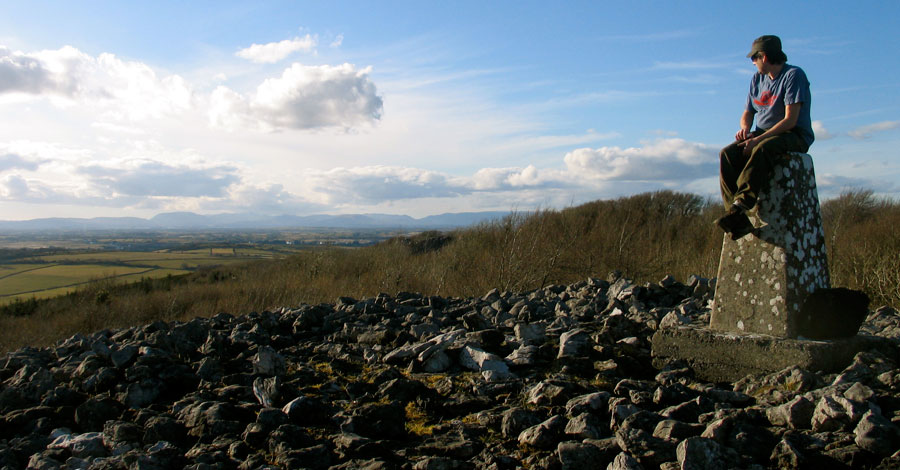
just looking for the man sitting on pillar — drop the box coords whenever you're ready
[717,35,815,239]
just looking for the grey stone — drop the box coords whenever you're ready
[518,415,566,449]
[615,426,675,469]
[458,345,515,381]
[606,452,643,470]
[525,381,569,407]
[282,396,326,425]
[734,365,821,405]
[766,395,814,429]
[119,380,161,409]
[652,419,703,441]
[252,345,286,377]
[102,420,143,445]
[558,328,592,358]
[5,365,55,403]
[26,453,62,470]
[514,323,546,345]
[75,397,124,432]
[811,394,850,432]
[610,403,641,432]
[501,408,541,438]
[421,349,452,373]
[505,345,541,367]
[252,376,282,408]
[843,382,875,403]
[676,437,738,470]
[659,311,690,329]
[854,409,900,456]
[413,457,467,470]
[566,391,611,418]
[769,438,805,469]
[110,345,139,368]
[565,412,606,439]
[48,431,108,458]
[143,415,187,447]
[557,441,604,470]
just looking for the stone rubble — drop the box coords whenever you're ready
[1,272,899,469]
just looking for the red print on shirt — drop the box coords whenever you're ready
[754,90,776,107]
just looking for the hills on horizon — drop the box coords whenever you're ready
[0,210,511,232]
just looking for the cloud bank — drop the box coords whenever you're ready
[0,137,722,216]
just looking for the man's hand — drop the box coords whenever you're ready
[735,128,753,142]
[738,136,760,156]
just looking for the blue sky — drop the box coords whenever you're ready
[1,1,898,220]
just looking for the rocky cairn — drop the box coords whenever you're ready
[3,273,900,470]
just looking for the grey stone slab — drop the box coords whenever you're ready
[711,153,830,337]
[650,326,894,383]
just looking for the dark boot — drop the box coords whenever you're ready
[715,205,754,240]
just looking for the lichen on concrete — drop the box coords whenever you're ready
[710,153,830,337]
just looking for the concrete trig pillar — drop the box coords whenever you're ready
[710,152,830,338]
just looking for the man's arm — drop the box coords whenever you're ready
[735,110,755,141]
[739,102,802,154]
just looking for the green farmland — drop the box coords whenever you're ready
[0,247,298,304]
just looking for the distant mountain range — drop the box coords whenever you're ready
[0,211,511,231]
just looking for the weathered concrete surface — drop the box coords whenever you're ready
[710,153,830,337]
[651,326,893,383]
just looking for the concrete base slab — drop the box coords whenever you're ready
[650,326,895,383]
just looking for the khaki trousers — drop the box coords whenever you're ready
[719,131,809,209]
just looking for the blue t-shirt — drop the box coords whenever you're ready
[745,64,814,147]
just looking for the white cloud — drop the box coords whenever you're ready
[78,160,240,197]
[470,166,565,191]
[235,34,317,64]
[0,152,44,171]
[330,34,344,48]
[0,45,194,121]
[812,120,834,140]
[304,166,463,204]
[0,174,64,202]
[209,63,383,131]
[0,46,57,94]
[215,183,325,214]
[563,138,717,181]
[848,121,900,139]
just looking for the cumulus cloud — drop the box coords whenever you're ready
[812,120,834,140]
[235,34,317,63]
[0,174,62,202]
[563,138,717,181]
[0,45,193,120]
[305,166,464,204]
[79,160,240,197]
[0,46,57,94]
[848,121,900,139]
[470,166,565,191]
[0,152,44,171]
[209,63,383,131]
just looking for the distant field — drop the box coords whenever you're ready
[0,247,299,304]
